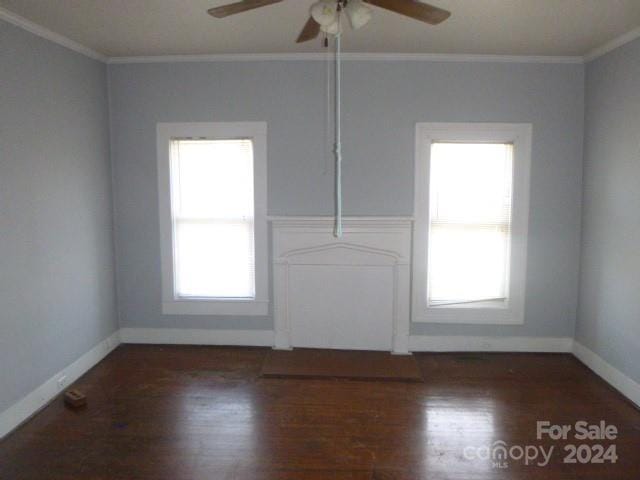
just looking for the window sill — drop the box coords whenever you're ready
[413,307,524,325]
[162,299,269,316]
[429,299,507,310]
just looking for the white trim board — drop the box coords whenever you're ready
[585,26,640,62]
[268,216,414,228]
[107,52,583,64]
[409,335,574,353]
[119,328,275,347]
[0,331,120,440]
[572,341,640,409]
[0,7,106,62]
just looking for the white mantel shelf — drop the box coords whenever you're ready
[269,216,414,226]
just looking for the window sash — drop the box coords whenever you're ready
[173,218,256,299]
[427,223,511,307]
[169,138,256,300]
[427,142,514,307]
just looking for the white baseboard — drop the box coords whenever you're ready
[0,331,121,440]
[409,335,574,353]
[572,341,640,408]
[4,329,636,442]
[119,328,275,347]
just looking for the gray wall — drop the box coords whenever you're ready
[0,21,118,412]
[576,39,640,383]
[109,59,584,338]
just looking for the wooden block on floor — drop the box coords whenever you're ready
[63,389,87,409]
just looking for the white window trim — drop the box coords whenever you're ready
[412,123,532,325]
[157,122,269,316]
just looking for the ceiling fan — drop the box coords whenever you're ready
[207,0,451,238]
[207,0,451,43]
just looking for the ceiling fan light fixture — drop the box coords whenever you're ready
[320,19,342,35]
[345,0,372,30]
[310,0,338,27]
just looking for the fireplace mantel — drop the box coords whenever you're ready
[270,217,413,354]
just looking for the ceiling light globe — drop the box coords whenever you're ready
[320,19,342,36]
[345,0,372,30]
[310,0,338,27]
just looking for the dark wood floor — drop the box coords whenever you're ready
[1,346,639,479]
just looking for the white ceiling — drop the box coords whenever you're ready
[1,0,640,58]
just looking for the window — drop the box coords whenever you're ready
[158,123,268,315]
[428,143,513,308]
[413,123,531,324]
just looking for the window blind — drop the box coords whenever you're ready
[170,139,256,299]
[428,142,513,307]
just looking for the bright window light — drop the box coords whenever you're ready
[428,143,513,307]
[169,139,255,299]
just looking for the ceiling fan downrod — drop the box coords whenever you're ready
[333,12,343,238]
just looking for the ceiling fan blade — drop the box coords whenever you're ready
[296,17,321,43]
[207,0,284,18]
[363,0,450,25]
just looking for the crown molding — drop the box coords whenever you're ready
[584,26,640,62]
[107,52,583,64]
[0,6,106,62]
[2,3,637,67]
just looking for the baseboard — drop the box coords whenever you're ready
[119,328,275,347]
[0,330,121,440]
[409,335,574,353]
[572,341,640,408]
[3,330,637,441]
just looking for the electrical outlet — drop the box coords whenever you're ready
[57,375,67,389]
